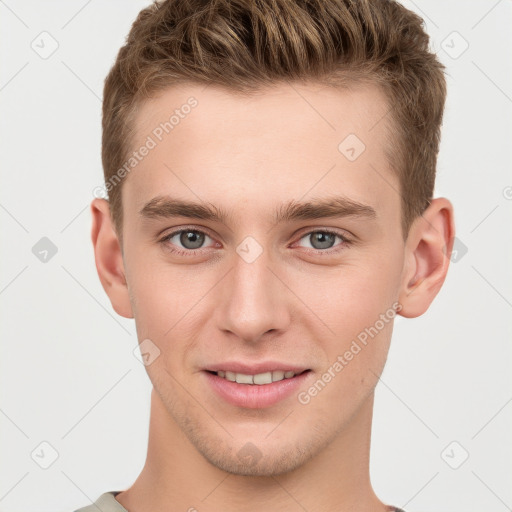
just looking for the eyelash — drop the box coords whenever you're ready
[159,226,352,257]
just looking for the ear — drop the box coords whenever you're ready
[398,197,455,318]
[90,198,133,319]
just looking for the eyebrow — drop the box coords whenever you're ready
[139,195,377,225]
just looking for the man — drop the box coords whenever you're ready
[80,0,455,510]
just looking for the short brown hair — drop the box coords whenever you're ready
[101,0,446,243]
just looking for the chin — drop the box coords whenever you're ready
[201,443,311,477]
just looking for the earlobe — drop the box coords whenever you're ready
[90,198,134,319]
[398,198,455,318]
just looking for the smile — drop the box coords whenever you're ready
[204,369,312,408]
[211,369,305,385]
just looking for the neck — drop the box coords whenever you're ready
[116,388,390,512]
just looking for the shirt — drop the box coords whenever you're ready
[73,491,407,512]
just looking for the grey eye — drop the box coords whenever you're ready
[179,230,206,249]
[298,231,341,250]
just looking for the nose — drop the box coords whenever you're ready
[216,247,291,343]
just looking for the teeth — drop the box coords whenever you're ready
[272,370,285,381]
[236,373,253,384]
[253,372,272,385]
[216,370,297,385]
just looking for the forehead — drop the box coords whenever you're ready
[122,81,399,228]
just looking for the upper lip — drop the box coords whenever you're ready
[205,361,310,375]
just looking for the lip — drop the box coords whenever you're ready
[204,361,310,374]
[203,369,312,409]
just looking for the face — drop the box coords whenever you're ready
[118,81,407,476]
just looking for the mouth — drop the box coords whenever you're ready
[205,369,311,385]
[203,368,313,409]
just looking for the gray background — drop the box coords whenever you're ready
[1,1,511,511]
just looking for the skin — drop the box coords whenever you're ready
[91,81,455,512]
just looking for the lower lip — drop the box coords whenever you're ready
[203,370,312,409]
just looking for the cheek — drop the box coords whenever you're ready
[125,253,181,337]
[302,274,396,412]
[126,255,215,362]
[296,260,400,338]
[290,254,401,388]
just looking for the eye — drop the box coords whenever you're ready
[159,227,351,257]
[296,229,349,252]
[160,228,215,255]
